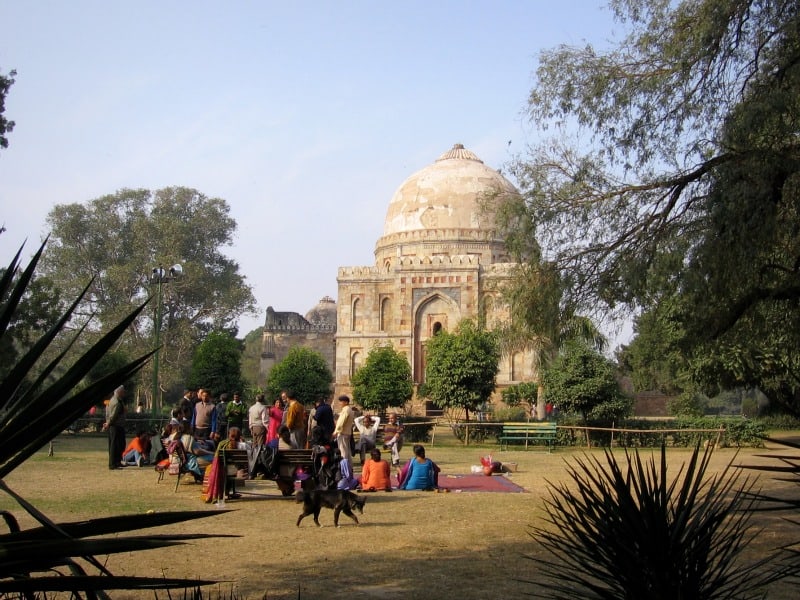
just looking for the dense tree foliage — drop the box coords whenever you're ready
[616,300,690,396]
[189,330,244,396]
[501,381,538,410]
[40,187,256,405]
[423,319,499,421]
[351,344,413,413]
[0,67,14,149]
[505,0,800,414]
[543,341,631,423]
[265,347,333,405]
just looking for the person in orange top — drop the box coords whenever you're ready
[359,448,392,492]
[121,430,152,467]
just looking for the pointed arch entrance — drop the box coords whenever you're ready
[412,293,461,384]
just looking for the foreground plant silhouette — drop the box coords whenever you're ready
[0,240,233,598]
[527,444,795,599]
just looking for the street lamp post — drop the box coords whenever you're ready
[150,264,182,415]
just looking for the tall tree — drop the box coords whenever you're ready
[507,0,800,414]
[493,260,606,419]
[189,330,244,396]
[41,187,257,405]
[351,344,413,413]
[423,319,499,422]
[0,67,15,150]
[265,347,333,405]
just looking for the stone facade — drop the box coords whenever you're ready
[259,297,336,387]
[335,144,536,413]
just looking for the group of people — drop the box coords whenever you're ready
[104,385,443,492]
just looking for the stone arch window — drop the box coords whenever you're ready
[351,297,362,331]
[350,350,362,379]
[511,352,524,382]
[380,296,392,332]
[432,321,443,336]
[384,259,391,272]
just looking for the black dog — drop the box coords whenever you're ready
[295,489,366,527]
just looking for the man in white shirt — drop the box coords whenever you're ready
[354,414,380,465]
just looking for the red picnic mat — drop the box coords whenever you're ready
[436,473,526,493]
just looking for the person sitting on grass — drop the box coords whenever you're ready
[359,448,392,492]
[121,430,152,467]
[398,444,440,491]
[337,457,360,490]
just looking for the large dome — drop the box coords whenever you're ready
[375,144,518,264]
[304,296,337,327]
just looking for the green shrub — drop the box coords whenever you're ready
[756,414,800,430]
[401,416,435,443]
[492,406,528,422]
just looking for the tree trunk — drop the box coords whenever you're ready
[536,383,546,421]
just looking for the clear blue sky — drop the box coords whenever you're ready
[0,1,625,341]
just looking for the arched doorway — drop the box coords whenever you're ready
[412,294,460,385]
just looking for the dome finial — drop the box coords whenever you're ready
[436,143,481,162]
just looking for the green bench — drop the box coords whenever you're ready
[499,422,558,452]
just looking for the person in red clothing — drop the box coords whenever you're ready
[359,448,392,492]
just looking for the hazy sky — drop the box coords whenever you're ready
[0,1,624,341]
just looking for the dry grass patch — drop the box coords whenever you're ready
[1,435,797,599]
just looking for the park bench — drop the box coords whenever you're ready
[246,447,316,496]
[499,422,558,452]
[220,447,251,496]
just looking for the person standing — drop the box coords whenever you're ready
[311,396,334,443]
[226,391,246,433]
[332,394,355,461]
[103,385,127,470]
[248,393,268,447]
[214,393,229,441]
[177,388,196,421]
[191,387,216,440]
[266,397,283,445]
[285,390,306,449]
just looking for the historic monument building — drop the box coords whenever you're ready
[259,296,337,386]
[261,143,536,414]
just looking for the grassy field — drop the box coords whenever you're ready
[1,433,798,599]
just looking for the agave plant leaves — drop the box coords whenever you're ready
[527,444,795,600]
[0,242,156,479]
[0,240,236,597]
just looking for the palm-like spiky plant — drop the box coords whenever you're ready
[527,444,794,599]
[0,240,232,597]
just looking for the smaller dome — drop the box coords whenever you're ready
[305,296,337,326]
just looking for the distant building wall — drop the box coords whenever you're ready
[633,391,671,417]
[259,305,336,390]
